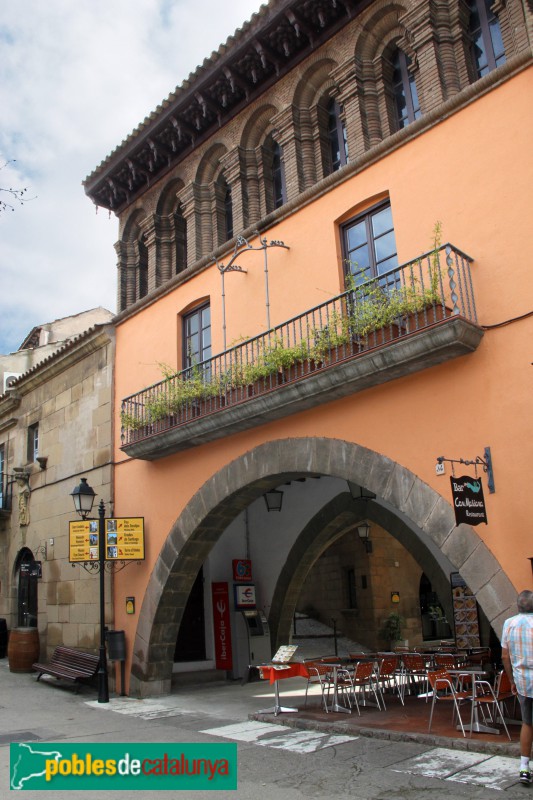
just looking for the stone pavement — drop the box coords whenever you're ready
[0,657,525,797]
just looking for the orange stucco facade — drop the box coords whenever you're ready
[78,0,533,695]
[107,65,533,693]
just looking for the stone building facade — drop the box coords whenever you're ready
[0,312,114,659]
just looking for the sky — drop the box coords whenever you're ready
[0,0,263,355]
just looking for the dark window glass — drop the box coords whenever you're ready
[175,207,187,274]
[327,99,348,172]
[272,142,286,209]
[27,424,39,462]
[468,0,506,78]
[343,203,398,286]
[224,186,233,241]
[183,304,211,370]
[347,569,357,609]
[392,49,421,129]
[138,238,148,298]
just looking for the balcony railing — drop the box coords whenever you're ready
[121,244,479,455]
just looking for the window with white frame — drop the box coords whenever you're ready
[27,423,39,463]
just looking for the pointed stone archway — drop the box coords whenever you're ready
[129,437,517,697]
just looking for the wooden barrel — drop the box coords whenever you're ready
[8,627,40,673]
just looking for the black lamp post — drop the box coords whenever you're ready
[71,477,109,703]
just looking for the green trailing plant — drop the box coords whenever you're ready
[122,228,450,432]
[379,611,405,644]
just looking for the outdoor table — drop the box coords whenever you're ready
[326,662,352,713]
[448,667,500,734]
[256,663,309,716]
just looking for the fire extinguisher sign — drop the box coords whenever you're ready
[211,582,233,670]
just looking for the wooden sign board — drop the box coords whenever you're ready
[69,518,145,563]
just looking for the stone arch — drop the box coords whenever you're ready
[155,179,187,280]
[292,59,344,183]
[353,1,413,143]
[240,104,279,151]
[130,437,517,696]
[117,208,148,309]
[293,58,338,107]
[195,142,228,185]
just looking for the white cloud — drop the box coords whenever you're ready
[0,0,262,353]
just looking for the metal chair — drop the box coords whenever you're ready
[401,653,430,700]
[470,670,512,739]
[427,668,471,737]
[303,662,332,713]
[349,660,382,715]
[375,655,404,709]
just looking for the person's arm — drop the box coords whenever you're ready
[502,645,517,694]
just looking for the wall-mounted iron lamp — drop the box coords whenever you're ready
[357,521,372,553]
[264,489,284,512]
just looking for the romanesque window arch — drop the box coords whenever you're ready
[467,0,506,78]
[156,179,187,280]
[117,209,148,311]
[326,98,349,173]
[262,134,286,213]
[391,47,421,129]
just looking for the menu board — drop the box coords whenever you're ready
[450,572,480,649]
[69,518,145,563]
[272,645,298,663]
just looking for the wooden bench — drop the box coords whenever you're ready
[32,646,100,692]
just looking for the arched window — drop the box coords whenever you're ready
[16,548,38,628]
[174,205,187,275]
[468,0,506,78]
[137,236,148,299]
[271,141,286,209]
[327,99,348,172]
[224,185,233,241]
[392,49,421,130]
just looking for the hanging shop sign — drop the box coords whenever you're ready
[232,559,252,582]
[211,582,233,670]
[69,518,145,563]
[450,476,488,526]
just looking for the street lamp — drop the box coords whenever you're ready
[357,521,373,553]
[70,477,109,703]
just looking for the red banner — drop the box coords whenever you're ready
[211,582,233,670]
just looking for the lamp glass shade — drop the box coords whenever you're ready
[264,490,283,512]
[71,477,96,517]
[357,521,371,540]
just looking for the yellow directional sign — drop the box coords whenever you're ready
[69,518,145,563]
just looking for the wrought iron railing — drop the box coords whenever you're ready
[121,244,476,446]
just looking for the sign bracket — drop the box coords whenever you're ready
[436,446,495,493]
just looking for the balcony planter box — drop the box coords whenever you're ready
[356,323,401,351]
[403,305,453,333]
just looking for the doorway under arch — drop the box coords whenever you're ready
[14,548,38,628]
[129,437,516,697]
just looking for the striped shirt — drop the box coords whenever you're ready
[501,613,533,697]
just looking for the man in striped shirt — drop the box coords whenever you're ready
[502,590,533,786]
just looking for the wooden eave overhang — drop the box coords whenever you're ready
[83,0,371,214]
